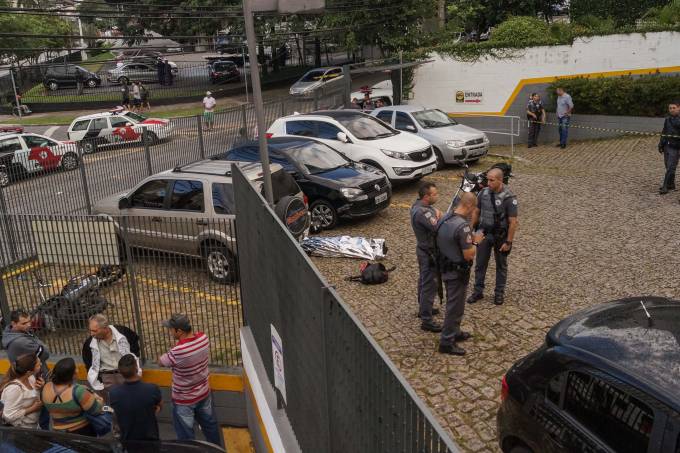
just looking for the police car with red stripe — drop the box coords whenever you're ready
[0,132,80,187]
[66,108,174,154]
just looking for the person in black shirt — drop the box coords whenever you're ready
[658,100,680,195]
[109,354,162,441]
[526,93,545,148]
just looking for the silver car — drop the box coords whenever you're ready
[371,106,489,169]
[93,160,309,283]
[107,61,178,85]
[289,67,343,96]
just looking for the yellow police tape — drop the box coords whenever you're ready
[527,119,680,139]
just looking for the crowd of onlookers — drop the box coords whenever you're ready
[0,310,223,448]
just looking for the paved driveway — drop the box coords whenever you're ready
[312,136,680,452]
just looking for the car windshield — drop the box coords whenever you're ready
[335,114,398,140]
[299,69,326,82]
[123,112,146,123]
[411,109,458,128]
[285,142,349,174]
[214,63,234,71]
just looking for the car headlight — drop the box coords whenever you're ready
[446,140,466,148]
[381,149,409,160]
[482,134,489,142]
[340,187,367,201]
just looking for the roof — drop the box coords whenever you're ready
[548,296,680,406]
[289,110,370,121]
[167,159,281,180]
[72,111,131,121]
[373,105,428,113]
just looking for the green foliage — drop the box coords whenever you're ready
[644,0,680,25]
[0,9,74,64]
[445,0,566,32]
[548,74,680,117]
[570,0,668,26]
[490,16,555,44]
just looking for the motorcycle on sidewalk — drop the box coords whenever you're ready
[447,150,513,212]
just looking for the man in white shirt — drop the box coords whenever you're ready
[202,91,216,131]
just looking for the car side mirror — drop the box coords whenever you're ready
[337,132,349,143]
[118,197,131,209]
[406,125,417,132]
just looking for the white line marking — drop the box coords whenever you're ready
[44,126,60,138]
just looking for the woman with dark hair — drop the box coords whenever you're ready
[0,353,44,428]
[41,358,104,436]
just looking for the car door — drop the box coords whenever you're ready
[85,117,112,144]
[163,179,207,255]
[375,110,394,127]
[0,137,23,178]
[136,64,156,82]
[21,134,63,172]
[123,178,171,249]
[323,68,342,88]
[109,115,141,143]
[69,119,92,141]
[395,111,418,134]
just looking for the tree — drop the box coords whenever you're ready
[570,0,669,26]
[446,0,566,32]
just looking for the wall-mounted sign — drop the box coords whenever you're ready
[271,324,286,403]
[455,90,484,104]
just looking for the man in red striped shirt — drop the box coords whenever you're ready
[159,314,222,446]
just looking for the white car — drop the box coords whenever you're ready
[267,110,437,182]
[371,105,489,169]
[0,132,80,187]
[350,80,394,110]
[289,67,343,96]
[67,110,173,154]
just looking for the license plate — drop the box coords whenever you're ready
[375,192,388,204]
[422,166,434,175]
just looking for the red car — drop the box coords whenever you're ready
[0,125,24,134]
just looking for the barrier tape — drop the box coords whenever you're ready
[526,118,680,140]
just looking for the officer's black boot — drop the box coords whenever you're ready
[494,295,504,305]
[421,321,443,333]
[438,343,466,356]
[466,293,483,304]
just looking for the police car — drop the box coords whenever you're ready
[66,109,174,154]
[0,132,80,187]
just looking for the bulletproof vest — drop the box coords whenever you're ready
[436,213,468,265]
[478,186,514,233]
[410,200,437,250]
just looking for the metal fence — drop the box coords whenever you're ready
[233,164,460,452]
[0,88,346,219]
[0,213,242,367]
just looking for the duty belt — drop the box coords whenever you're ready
[439,258,471,273]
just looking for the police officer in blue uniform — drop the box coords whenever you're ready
[411,182,442,332]
[436,193,483,355]
[467,168,519,306]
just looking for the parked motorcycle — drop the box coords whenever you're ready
[447,150,513,212]
[30,265,124,331]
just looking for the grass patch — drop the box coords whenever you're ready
[80,51,115,73]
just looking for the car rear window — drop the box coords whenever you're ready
[212,183,235,215]
[170,180,204,212]
[71,119,90,131]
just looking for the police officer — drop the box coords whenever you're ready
[467,168,519,306]
[411,182,442,332]
[436,193,483,355]
[526,93,544,148]
[658,100,680,195]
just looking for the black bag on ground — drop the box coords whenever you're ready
[346,262,396,285]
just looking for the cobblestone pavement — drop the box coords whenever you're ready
[311,135,680,452]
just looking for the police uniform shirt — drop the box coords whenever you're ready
[527,100,543,120]
[411,200,439,250]
[477,187,518,232]
[436,215,473,279]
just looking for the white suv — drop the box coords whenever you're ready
[267,110,437,182]
[66,110,173,154]
[0,133,80,187]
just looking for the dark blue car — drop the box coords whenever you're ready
[497,296,680,453]
[214,136,391,229]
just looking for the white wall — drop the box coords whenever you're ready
[412,31,680,114]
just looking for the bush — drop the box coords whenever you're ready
[570,0,668,26]
[549,74,680,117]
[490,16,557,46]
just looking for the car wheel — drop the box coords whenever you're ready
[118,76,129,85]
[142,130,158,145]
[60,152,79,171]
[204,244,238,284]
[86,78,98,88]
[80,140,97,154]
[433,147,445,170]
[509,446,532,453]
[47,81,58,91]
[310,200,338,230]
[0,169,10,187]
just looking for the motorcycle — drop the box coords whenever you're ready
[447,150,513,213]
[28,265,124,332]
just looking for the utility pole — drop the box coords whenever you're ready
[9,65,21,119]
[78,17,88,61]
[243,1,274,206]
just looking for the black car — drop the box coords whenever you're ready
[215,136,391,229]
[0,426,224,452]
[209,61,240,84]
[43,65,101,91]
[497,296,680,453]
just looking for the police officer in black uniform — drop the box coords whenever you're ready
[659,100,680,195]
[467,168,519,306]
[411,182,442,332]
[436,193,483,355]
[526,93,544,148]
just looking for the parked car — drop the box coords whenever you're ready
[350,80,394,110]
[209,60,240,84]
[120,56,179,71]
[115,49,163,61]
[289,67,343,96]
[0,425,224,452]
[267,110,437,182]
[67,110,173,154]
[93,160,309,283]
[497,296,680,453]
[42,65,102,91]
[371,105,489,169]
[107,61,178,85]
[0,132,79,187]
[215,136,391,229]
